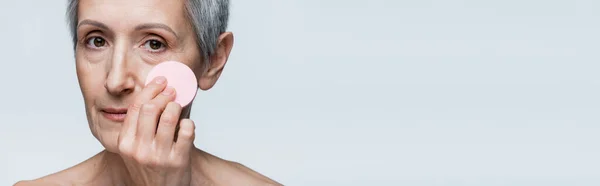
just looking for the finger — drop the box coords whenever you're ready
[140,76,168,101]
[118,102,141,147]
[137,86,176,143]
[155,102,182,153]
[121,76,168,140]
[173,119,195,157]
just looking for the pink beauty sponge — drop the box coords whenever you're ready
[145,61,198,107]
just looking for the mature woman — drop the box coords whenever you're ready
[15,0,281,185]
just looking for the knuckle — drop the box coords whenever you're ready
[148,157,162,168]
[177,120,196,139]
[129,102,142,112]
[133,152,151,165]
[141,103,158,115]
[118,141,135,156]
[179,128,195,139]
[160,114,177,125]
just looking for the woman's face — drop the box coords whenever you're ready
[75,0,222,152]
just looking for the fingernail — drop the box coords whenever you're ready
[155,76,166,84]
[162,86,174,95]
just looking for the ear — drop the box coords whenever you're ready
[198,32,234,90]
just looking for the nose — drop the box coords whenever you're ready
[105,48,135,96]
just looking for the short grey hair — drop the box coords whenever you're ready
[66,0,230,70]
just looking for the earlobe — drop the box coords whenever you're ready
[198,32,234,90]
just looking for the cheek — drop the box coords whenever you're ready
[138,45,202,75]
[75,54,106,101]
[172,46,202,70]
[78,45,111,64]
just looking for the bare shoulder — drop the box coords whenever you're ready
[13,152,105,186]
[13,179,63,186]
[196,150,283,186]
[12,171,70,186]
[13,164,80,186]
[226,160,283,186]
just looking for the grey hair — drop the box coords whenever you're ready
[66,0,230,70]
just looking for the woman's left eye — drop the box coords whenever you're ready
[143,40,166,52]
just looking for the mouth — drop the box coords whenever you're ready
[100,108,128,122]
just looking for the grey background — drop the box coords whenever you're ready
[1,0,600,185]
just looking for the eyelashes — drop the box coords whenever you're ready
[142,39,167,53]
[86,36,107,49]
[80,34,170,54]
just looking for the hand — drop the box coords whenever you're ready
[117,76,196,186]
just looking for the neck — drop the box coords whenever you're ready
[97,148,211,186]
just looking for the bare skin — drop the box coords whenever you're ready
[14,0,282,185]
[14,149,280,186]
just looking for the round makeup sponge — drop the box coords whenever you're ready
[145,61,198,107]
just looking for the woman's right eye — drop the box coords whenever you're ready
[86,37,107,48]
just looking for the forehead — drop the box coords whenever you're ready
[78,0,189,30]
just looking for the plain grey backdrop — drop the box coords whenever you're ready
[1,0,600,185]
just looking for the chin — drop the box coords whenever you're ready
[90,116,123,153]
[96,130,121,153]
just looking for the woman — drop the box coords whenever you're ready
[15,0,282,185]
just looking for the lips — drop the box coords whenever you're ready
[101,108,128,122]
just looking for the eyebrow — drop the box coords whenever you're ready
[135,23,179,40]
[77,20,179,40]
[78,19,110,31]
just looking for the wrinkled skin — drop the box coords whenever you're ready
[14,0,282,185]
